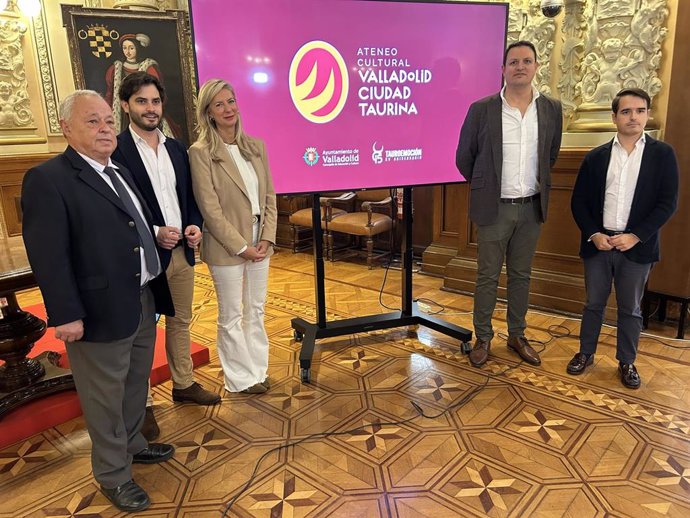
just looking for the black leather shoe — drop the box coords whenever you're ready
[566,353,594,375]
[101,480,150,512]
[619,363,641,389]
[132,443,175,464]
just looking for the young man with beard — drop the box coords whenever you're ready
[112,73,220,439]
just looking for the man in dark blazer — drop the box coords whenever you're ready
[569,88,679,388]
[21,90,175,512]
[113,73,220,439]
[456,41,563,368]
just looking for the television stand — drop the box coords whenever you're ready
[291,187,472,383]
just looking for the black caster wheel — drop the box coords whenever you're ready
[293,330,304,342]
[300,368,311,383]
[461,342,472,354]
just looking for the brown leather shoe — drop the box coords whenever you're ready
[172,382,221,405]
[141,406,159,442]
[469,338,491,367]
[507,336,541,365]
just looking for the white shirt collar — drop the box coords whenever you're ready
[129,125,166,146]
[77,151,117,173]
[500,85,540,106]
[613,132,646,149]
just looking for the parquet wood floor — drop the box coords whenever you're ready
[2,250,690,517]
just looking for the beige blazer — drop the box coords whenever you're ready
[189,137,277,266]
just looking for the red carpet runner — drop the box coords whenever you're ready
[0,304,210,448]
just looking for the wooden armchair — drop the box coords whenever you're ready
[287,192,355,253]
[324,189,394,268]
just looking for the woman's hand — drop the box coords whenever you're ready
[239,245,267,262]
[256,240,273,256]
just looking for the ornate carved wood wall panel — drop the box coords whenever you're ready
[0,154,55,237]
[424,150,599,316]
[647,0,690,298]
[420,183,464,276]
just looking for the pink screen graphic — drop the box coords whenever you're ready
[190,0,507,194]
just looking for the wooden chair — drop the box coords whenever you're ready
[324,189,394,268]
[287,192,355,253]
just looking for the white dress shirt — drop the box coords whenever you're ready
[226,144,260,216]
[226,144,261,255]
[130,127,182,234]
[79,152,159,285]
[500,86,540,198]
[603,134,646,232]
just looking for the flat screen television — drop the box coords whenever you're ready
[189,0,508,194]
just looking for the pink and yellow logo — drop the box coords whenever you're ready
[289,41,349,124]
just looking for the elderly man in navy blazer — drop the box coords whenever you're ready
[22,90,176,512]
[569,88,679,388]
[112,72,221,437]
[456,41,563,368]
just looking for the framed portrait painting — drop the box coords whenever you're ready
[61,6,197,146]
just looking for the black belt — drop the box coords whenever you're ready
[500,193,540,204]
[602,229,626,236]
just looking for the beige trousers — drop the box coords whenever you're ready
[147,247,195,405]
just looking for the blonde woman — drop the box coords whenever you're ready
[189,79,277,394]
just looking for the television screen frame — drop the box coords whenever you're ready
[189,0,509,195]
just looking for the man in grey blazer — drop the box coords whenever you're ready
[456,41,563,368]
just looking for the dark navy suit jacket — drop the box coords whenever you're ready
[112,130,202,270]
[571,135,679,264]
[21,146,174,341]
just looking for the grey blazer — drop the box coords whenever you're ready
[456,92,563,226]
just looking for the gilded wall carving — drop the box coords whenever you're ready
[0,17,33,129]
[569,0,670,131]
[31,10,59,134]
[558,0,592,119]
[519,0,557,95]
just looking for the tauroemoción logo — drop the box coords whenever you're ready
[289,41,349,124]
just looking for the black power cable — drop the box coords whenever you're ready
[220,336,548,516]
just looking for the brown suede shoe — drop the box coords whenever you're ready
[141,406,159,442]
[172,382,221,405]
[240,382,268,394]
[260,377,272,390]
[469,338,491,367]
[507,336,541,365]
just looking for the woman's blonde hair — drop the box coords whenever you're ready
[194,78,260,161]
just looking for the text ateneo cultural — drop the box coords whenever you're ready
[355,47,432,117]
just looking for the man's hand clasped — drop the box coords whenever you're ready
[592,232,640,252]
[157,225,202,250]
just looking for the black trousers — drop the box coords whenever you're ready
[579,251,651,364]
